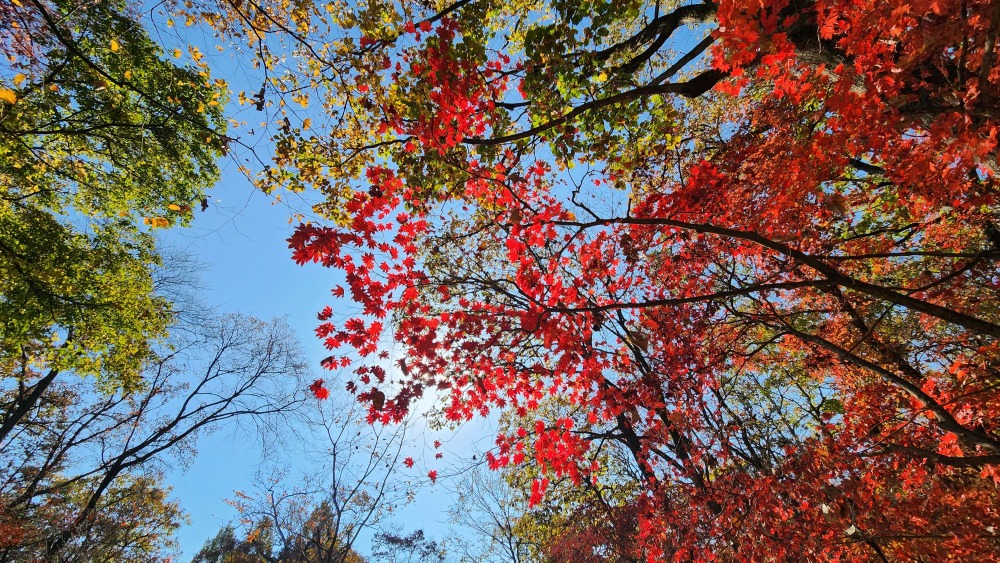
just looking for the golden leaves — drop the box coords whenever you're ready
[142,217,170,228]
[0,89,16,104]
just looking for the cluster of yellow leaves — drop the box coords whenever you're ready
[143,217,170,228]
[0,73,25,105]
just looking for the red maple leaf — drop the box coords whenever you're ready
[289,4,1000,558]
[308,379,329,400]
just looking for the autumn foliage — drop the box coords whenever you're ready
[266,0,1000,559]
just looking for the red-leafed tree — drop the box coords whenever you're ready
[210,0,1000,558]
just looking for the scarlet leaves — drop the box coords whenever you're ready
[309,379,329,401]
[379,17,508,156]
[528,478,548,507]
[281,1,1000,559]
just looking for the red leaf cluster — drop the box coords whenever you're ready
[290,2,1000,558]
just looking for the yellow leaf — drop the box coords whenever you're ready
[594,71,608,83]
[124,70,132,80]
[173,49,182,58]
[111,39,120,52]
[167,204,182,211]
[11,0,22,6]
[13,73,26,86]
[142,217,151,225]
[151,217,170,228]
[0,89,16,104]
[302,118,311,129]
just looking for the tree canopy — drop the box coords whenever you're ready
[6,0,1000,559]
[248,0,1000,558]
[1,0,228,436]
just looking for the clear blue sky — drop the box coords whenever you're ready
[144,21,460,557]
[157,157,494,559]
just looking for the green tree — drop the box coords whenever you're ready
[370,529,444,563]
[275,501,367,563]
[0,0,228,438]
[192,520,277,563]
[194,507,368,563]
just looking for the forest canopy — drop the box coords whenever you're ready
[3,0,1000,560]
[266,0,1000,559]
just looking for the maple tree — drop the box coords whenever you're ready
[181,0,1000,558]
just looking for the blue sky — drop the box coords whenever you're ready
[144,20,472,557]
[155,162,324,557]
[157,162,492,559]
